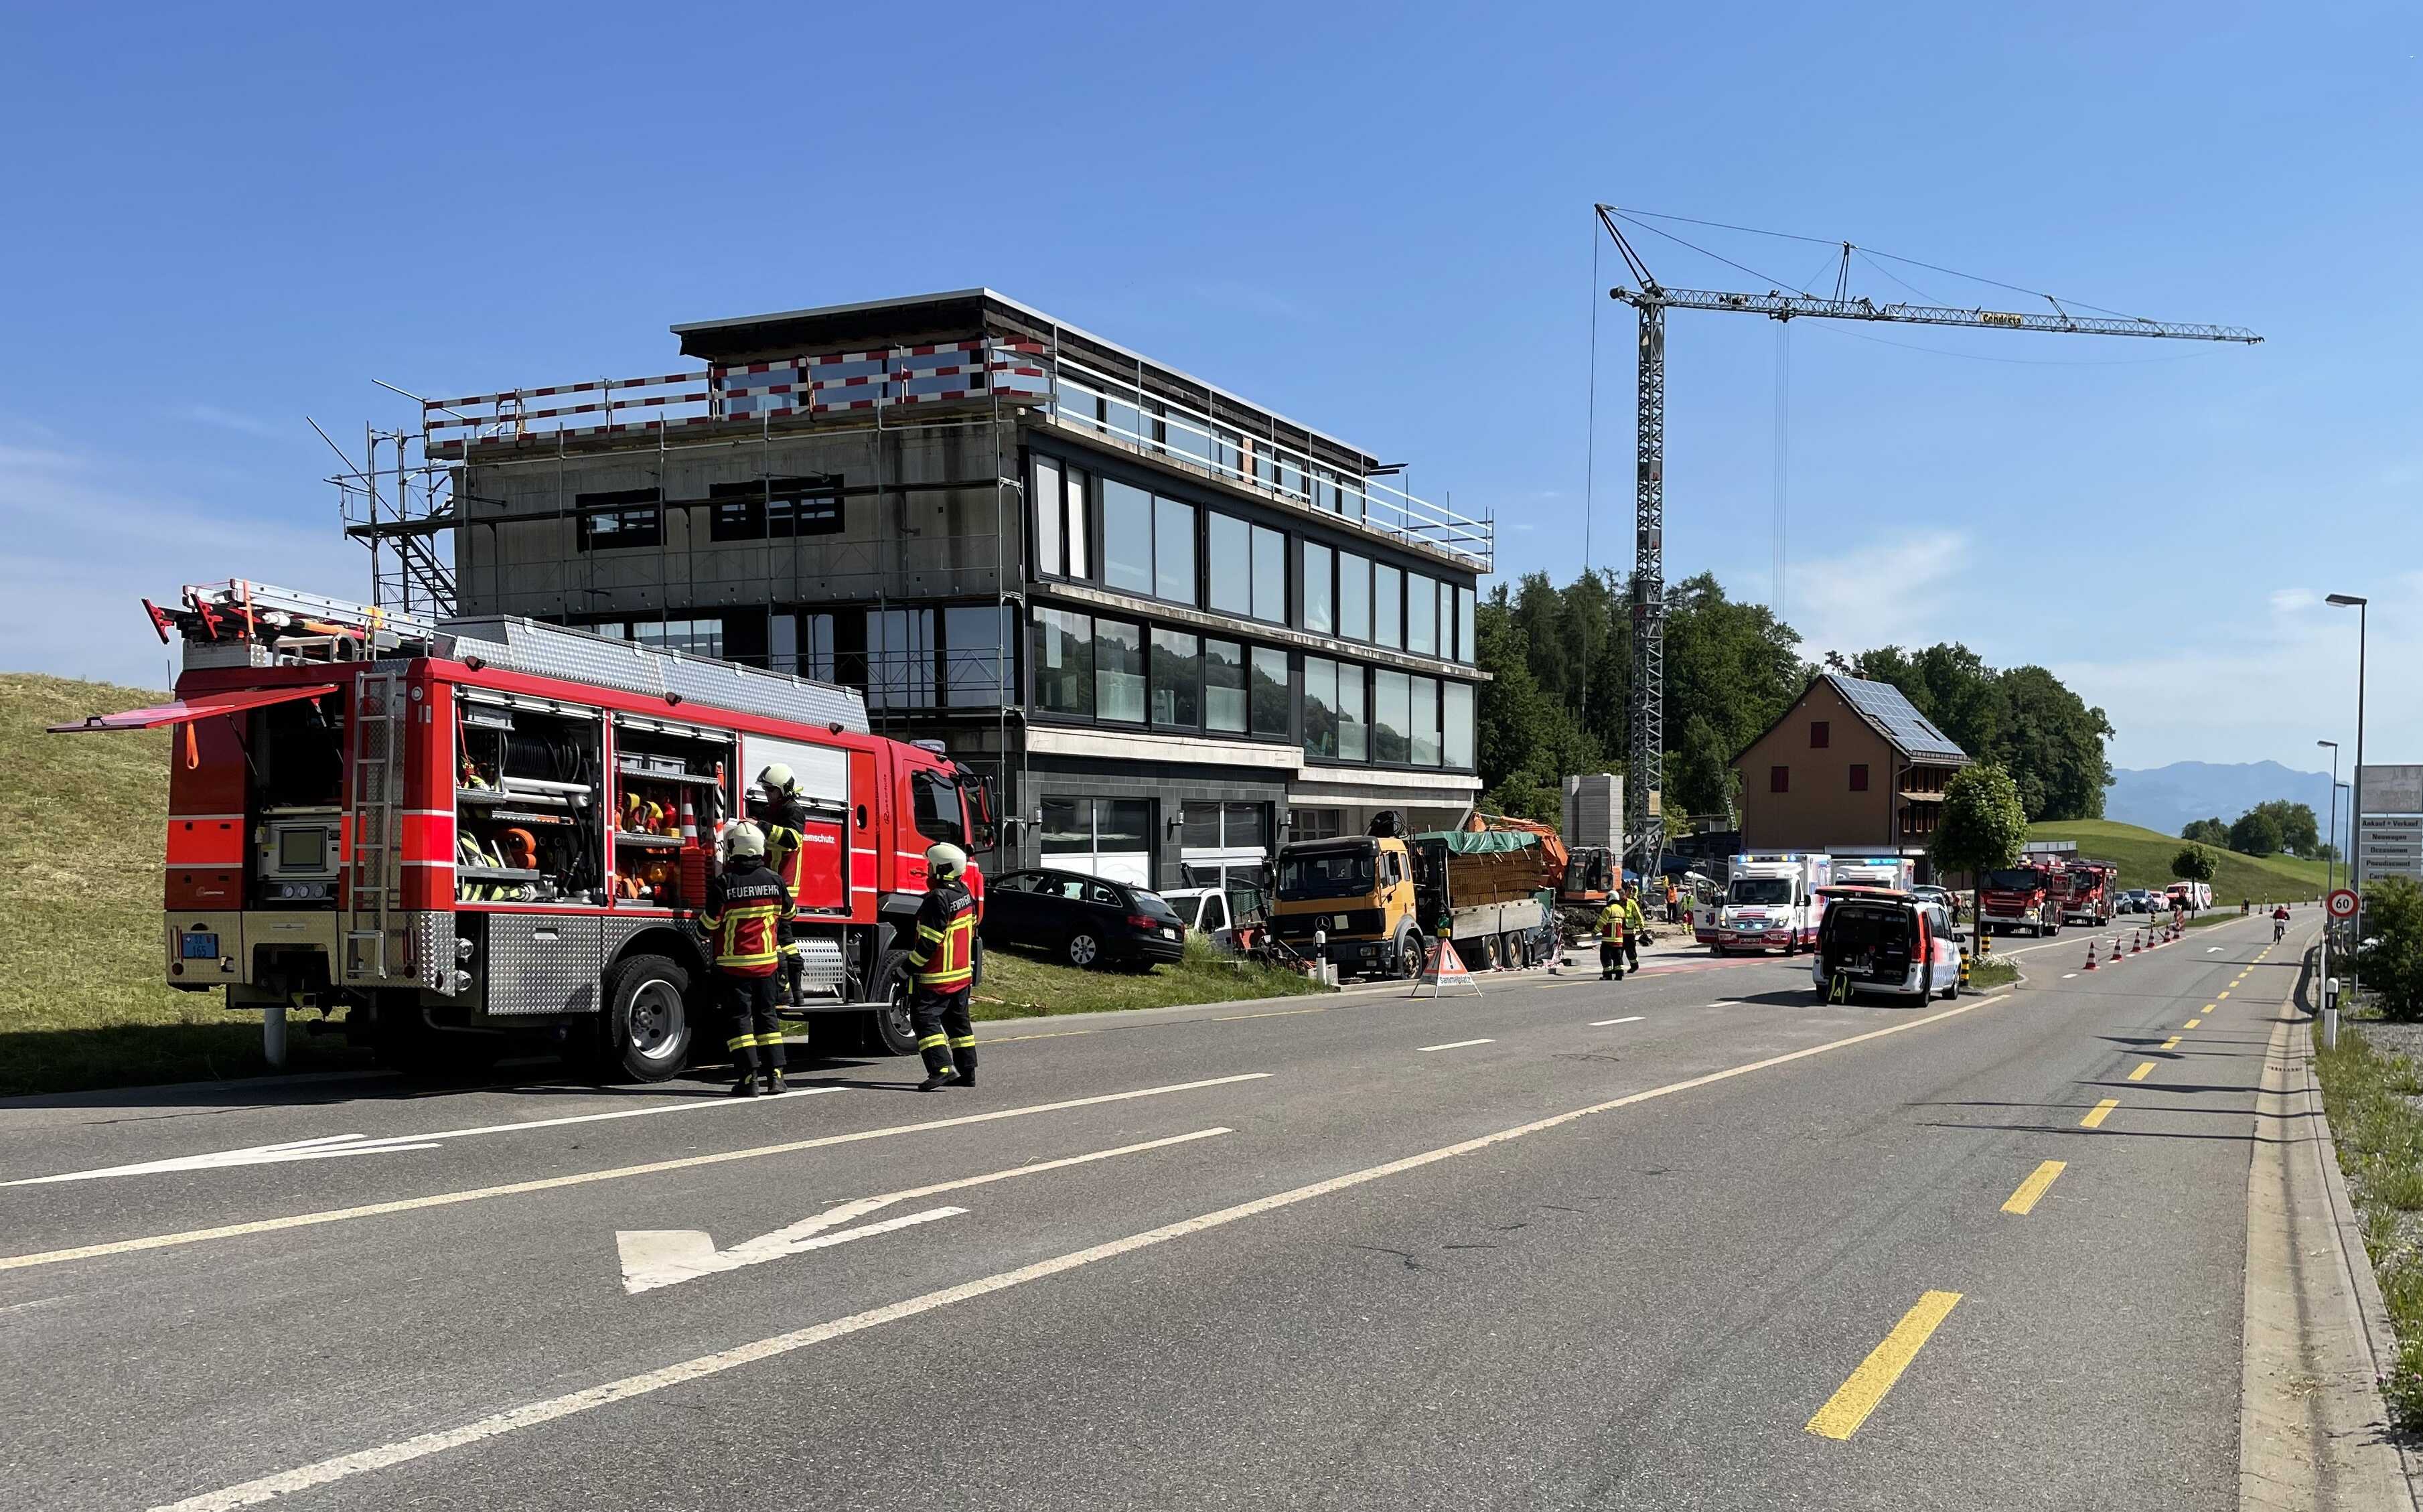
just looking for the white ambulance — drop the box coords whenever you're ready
[1704,852,1834,954]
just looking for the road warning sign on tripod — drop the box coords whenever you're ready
[1412,939,1483,998]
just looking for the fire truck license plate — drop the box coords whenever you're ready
[180,931,220,960]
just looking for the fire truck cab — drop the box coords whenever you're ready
[52,582,994,1080]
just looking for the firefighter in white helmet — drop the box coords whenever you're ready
[905,841,980,1091]
[699,820,792,1096]
[751,765,810,1004]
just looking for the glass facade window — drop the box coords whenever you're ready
[1302,657,1338,760]
[1303,542,1333,635]
[1374,564,1403,650]
[1033,456,1061,575]
[1096,619,1145,723]
[1338,552,1371,642]
[1204,639,1246,733]
[1457,585,1477,664]
[1155,496,1197,604]
[1410,676,1441,766]
[1065,466,1090,578]
[1033,609,1092,716]
[577,489,662,552]
[1372,669,1412,763]
[1406,573,1437,656]
[944,605,1013,708]
[1208,514,1252,616]
[1151,629,1201,729]
[866,608,935,710]
[625,617,723,658]
[1336,662,1367,761]
[1250,646,1289,738]
[1443,681,1474,769]
[1103,480,1153,594]
[1251,524,1284,622]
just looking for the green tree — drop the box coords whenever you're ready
[2171,844,2218,885]
[1473,587,1600,822]
[1931,763,2029,881]
[2181,816,2229,846]
[2359,877,2423,1023]
[2247,799,2321,857]
[1993,666,2114,821]
[2228,808,2286,857]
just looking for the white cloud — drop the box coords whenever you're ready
[2269,587,2317,614]
[0,435,359,688]
[1787,530,1968,660]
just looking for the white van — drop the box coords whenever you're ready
[1706,852,1833,954]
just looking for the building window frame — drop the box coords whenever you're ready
[1810,720,1830,750]
[575,488,663,552]
[1771,765,1790,794]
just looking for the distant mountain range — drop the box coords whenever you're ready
[2106,761,2341,839]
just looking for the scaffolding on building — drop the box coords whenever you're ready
[329,420,459,618]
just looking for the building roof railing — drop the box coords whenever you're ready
[420,307,1493,573]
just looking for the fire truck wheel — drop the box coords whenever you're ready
[861,948,920,1057]
[600,955,693,1083]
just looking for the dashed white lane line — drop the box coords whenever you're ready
[1591,1016,1646,1027]
[2061,973,2078,980]
[146,989,2011,1512]
[1417,1039,1495,1053]
[0,1073,1274,1275]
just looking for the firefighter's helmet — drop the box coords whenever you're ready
[723,821,767,861]
[756,763,798,800]
[926,842,967,879]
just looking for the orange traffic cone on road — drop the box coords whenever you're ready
[2083,939,2099,970]
[2132,929,2143,954]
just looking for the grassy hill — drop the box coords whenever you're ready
[2029,818,2331,904]
[0,672,1313,1098]
[0,672,373,1096]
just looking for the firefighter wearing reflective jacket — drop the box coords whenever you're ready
[1597,900,1627,982]
[907,842,979,1093]
[701,821,793,1098]
[752,764,810,1005]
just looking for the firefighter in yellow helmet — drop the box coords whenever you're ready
[1596,897,1627,982]
[699,821,793,1097]
[751,764,810,1004]
[905,842,980,1091]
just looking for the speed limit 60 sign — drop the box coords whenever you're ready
[2329,888,2360,919]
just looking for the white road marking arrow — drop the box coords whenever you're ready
[6,1088,838,1186]
[613,1126,1232,1295]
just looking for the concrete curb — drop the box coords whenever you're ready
[2241,932,2419,1511]
[2300,956,2423,1503]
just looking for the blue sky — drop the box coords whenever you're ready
[3,2,2414,772]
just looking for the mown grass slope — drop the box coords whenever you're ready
[0,672,1319,1096]
[2029,817,2330,904]
[0,673,376,1095]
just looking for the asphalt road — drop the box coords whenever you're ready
[0,912,2315,1511]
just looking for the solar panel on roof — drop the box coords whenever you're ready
[1828,674,1968,761]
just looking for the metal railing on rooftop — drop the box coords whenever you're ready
[421,339,1493,573]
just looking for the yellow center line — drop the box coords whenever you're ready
[2218,991,2230,1000]
[982,1029,1101,1043]
[2161,1036,2181,1049]
[2000,1160,2067,1215]
[2081,1098,2120,1128]
[1806,1290,1964,1440]
[2204,1003,2217,1012]
[2185,1018,2202,1029]
[1209,1007,1329,1022]
[2126,1062,2156,1082]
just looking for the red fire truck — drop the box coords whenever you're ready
[1976,858,2063,937]
[2058,860,2120,927]
[50,582,993,1080]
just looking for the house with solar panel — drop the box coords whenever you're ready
[1731,673,1972,875]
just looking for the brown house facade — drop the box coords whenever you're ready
[1733,673,1972,863]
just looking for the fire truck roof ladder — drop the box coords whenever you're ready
[167,581,872,735]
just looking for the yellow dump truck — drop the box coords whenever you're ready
[1270,822,1426,979]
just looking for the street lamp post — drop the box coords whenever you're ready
[2319,738,2339,1010]
[2328,594,2369,1012]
